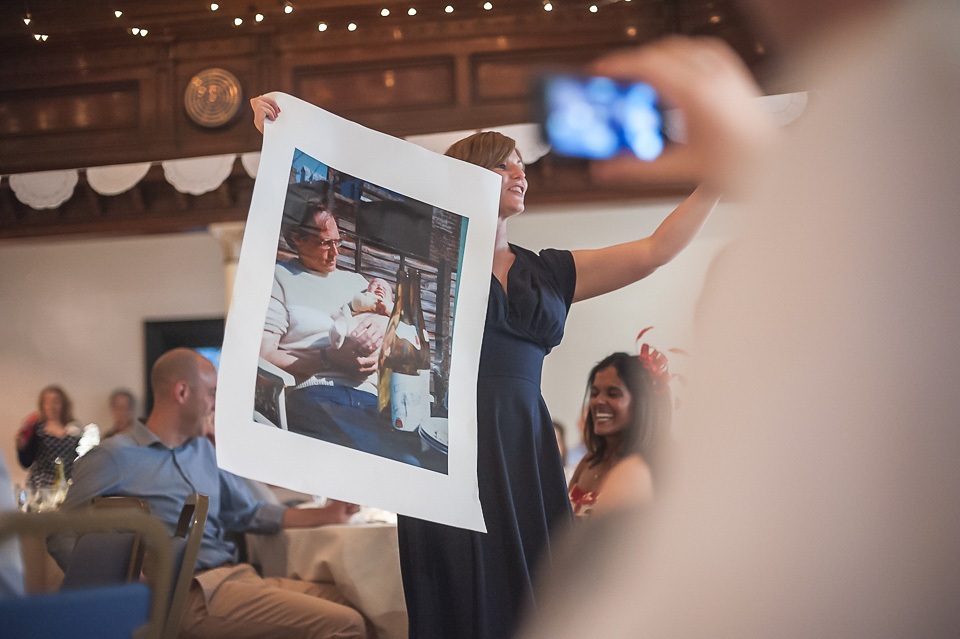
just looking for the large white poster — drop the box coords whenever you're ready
[216,93,498,532]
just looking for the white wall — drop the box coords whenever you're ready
[0,197,738,484]
[0,233,226,484]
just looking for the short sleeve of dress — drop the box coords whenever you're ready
[537,248,577,310]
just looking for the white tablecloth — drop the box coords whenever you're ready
[246,524,407,639]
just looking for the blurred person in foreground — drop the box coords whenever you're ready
[0,453,24,598]
[519,1,960,637]
[567,346,672,519]
[49,348,369,639]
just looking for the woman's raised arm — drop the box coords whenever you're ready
[571,184,720,302]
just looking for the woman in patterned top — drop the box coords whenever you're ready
[15,386,98,489]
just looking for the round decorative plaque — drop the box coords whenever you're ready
[184,68,243,128]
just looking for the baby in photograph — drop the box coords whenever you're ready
[329,277,394,350]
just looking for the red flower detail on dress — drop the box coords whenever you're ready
[568,484,598,518]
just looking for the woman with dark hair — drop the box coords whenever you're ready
[251,96,719,639]
[15,385,98,489]
[568,351,672,518]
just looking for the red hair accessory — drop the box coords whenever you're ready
[635,326,687,397]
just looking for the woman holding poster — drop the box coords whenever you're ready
[252,97,719,639]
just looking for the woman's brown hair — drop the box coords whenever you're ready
[445,131,521,170]
[38,385,75,424]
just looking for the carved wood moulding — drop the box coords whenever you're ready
[0,0,762,239]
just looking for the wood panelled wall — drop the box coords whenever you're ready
[0,0,764,239]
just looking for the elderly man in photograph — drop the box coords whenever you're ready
[260,204,384,411]
[49,348,369,639]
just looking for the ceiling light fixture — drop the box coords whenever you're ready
[234,16,243,25]
[33,33,49,41]
[318,21,328,30]
[381,8,390,16]
[139,29,148,37]
[483,2,492,10]
[408,7,417,16]
[210,3,219,11]
[445,5,454,12]
[255,12,264,22]
[348,22,358,30]
[283,1,294,14]
[589,4,598,12]
[543,1,553,10]
[23,14,31,25]
[130,27,140,34]
[114,10,122,18]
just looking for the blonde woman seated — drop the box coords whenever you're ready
[568,346,673,518]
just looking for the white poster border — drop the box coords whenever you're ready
[216,92,497,532]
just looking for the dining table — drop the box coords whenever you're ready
[246,520,407,639]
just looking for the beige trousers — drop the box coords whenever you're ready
[179,564,367,639]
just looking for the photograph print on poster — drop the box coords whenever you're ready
[254,149,462,475]
[216,93,497,532]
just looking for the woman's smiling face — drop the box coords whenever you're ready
[589,366,634,439]
[492,149,527,219]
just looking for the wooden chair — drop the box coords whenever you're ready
[163,493,209,639]
[0,509,172,639]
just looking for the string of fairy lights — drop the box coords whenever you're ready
[20,0,640,43]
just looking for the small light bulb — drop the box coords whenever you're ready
[543,2,552,10]
[444,5,454,13]
[483,1,492,9]
[23,16,31,25]
[318,21,327,31]
[255,13,264,22]
[408,7,417,15]
[114,10,123,18]
[139,29,148,37]
[284,2,294,14]
[41,34,48,41]
[33,33,40,40]
[348,22,357,31]
[589,4,598,12]
[234,17,243,25]
[210,3,219,10]
[131,27,140,34]
[381,8,390,16]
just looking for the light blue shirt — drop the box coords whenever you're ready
[49,421,285,571]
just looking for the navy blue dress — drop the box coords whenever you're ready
[398,245,576,639]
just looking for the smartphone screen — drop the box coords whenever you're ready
[536,73,666,161]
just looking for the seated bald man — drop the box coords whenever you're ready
[49,348,368,639]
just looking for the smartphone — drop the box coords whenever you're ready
[534,73,667,161]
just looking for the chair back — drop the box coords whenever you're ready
[59,495,152,588]
[162,493,209,639]
[92,496,152,580]
[0,509,172,639]
[60,530,138,589]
